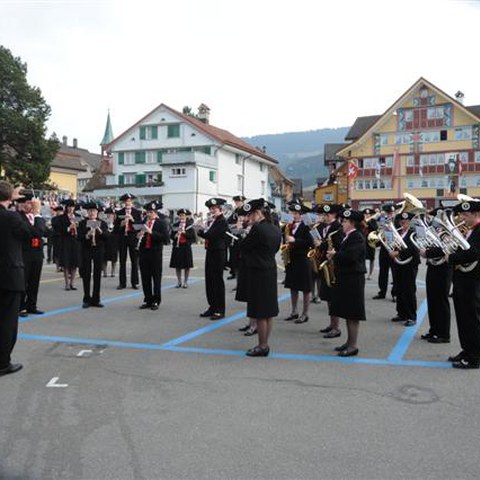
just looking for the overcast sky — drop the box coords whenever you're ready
[1,0,479,154]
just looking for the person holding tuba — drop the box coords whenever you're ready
[327,209,367,356]
[418,206,453,344]
[78,202,109,308]
[427,200,480,368]
[283,202,314,324]
[390,211,420,327]
[315,204,344,337]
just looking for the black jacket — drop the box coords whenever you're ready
[397,229,420,267]
[240,220,282,269]
[171,219,196,245]
[284,222,314,258]
[139,217,170,252]
[19,212,47,256]
[0,206,32,291]
[333,229,367,275]
[114,207,143,236]
[197,215,229,251]
[77,219,109,249]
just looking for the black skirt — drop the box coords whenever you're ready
[246,267,279,319]
[169,243,193,269]
[284,255,312,292]
[330,272,366,320]
[59,236,81,269]
[104,234,119,262]
[366,245,375,261]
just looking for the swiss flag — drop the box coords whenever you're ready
[348,163,359,179]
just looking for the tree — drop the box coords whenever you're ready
[0,45,59,187]
[182,105,197,118]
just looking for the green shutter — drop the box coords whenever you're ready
[136,174,146,185]
[209,170,216,182]
[135,151,146,164]
[151,126,158,139]
[118,174,125,186]
[139,126,146,140]
[167,124,180,138]
[202,146,211,155]
[157,172,163,184]
[157,151,163,163]
[118,152,124,165]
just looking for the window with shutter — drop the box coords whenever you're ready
[118,152,124,165]
[167,124,180,138]
[157,151,163,163]
[135,151,146,164]
[139,126,146,140]
[136,174,146,185]
[151,126,158,139]
[118,175,125,186]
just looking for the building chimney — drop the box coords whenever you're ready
[197,103,210,124]
[62,135,68,146]
[262,146,266,153]
[73,138,78,148]
[455,91,465,104]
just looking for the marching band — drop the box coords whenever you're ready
[2,182,480,372]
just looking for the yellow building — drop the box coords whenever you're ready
[333,77,480,209]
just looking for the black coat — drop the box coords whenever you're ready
[138,217,170,252]
[284,222,314,292]
[240,220,282,319]
[114,207,143,246]
[57,213,81,269]
[77,219,109,250]
[0,207,31,292]
[197,215,229,251]
[396,229,421,267]
[331,229,366,320]
[19,212,47,259]
[170,219,195,269]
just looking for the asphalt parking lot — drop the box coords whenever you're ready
[0,245,478,480]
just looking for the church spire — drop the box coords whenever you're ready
[100,110,114,146]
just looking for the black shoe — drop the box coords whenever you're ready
[175,283,182,288]
[420,332,434,340]
[131,285,139,290]
[151,303,159,311]
[200,309,213,317]
[227,275,236,280]
[391,297,397,303]
[311,296,321,304]
[182,284,188,289]
[372,294,386,300]
[19,311,28,318]
[452,359,480,369]
[323,330,341,339]
[284,313,299,321]
[448,351,466,362]
[0,363,23,376]
[26,309,44,315]
[294,314,309,324]
[244,327,257,336]
[338,347,359,357]
[210,313,225,320]
[117,285,126,290]
[70,285,77,291]
[246,346,270,357]
[404,319,417,327]
[427,335,450,344]
[139,303,152,310]
[91,303,104,308]
[334,343,348,352]
[238,325,250,332]
[391,316,404,322]
[82,302,90,308]
[319,326,333,334]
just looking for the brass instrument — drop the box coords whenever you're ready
[280,223,292,267]
[307,221,322,273]
[319,229,340,287]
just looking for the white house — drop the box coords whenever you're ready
[91,104,280,214]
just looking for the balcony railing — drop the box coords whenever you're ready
[162,151,217,168]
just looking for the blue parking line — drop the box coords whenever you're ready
[20,279,202,324]
[387,298,428,362]
[162,293,291,347]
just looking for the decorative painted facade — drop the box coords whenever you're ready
[333,78,480,209]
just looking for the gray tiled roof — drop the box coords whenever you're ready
[467,105,480,118]
[324,143,350,161]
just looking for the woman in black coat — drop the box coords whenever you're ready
[283,203,314,324]
[239,199,282,357]
[170,209,195,288]
[328,209,367,357]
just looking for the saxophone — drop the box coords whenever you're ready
[280,223,292,267]
[307,222,322,274]
[319,229,340,288]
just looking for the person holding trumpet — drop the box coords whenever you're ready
[78,202,109,308]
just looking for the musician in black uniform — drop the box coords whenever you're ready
[114,193,142,290]
[78,202,109,308]
[373,203,397,300]
[390,211,420,327]
[314,204,344,337]
[170,209,195,288]
[197,198,229,320]
[227,195,246,280]
[50,205,64,271]
[57,199,81,290]
[418,207,453,343]
[138,201,170,311]
[18,195,47,315]
[0,181,31,376]
[102,207,119,278]
[362,208,378,280]
[428,200,480,369]
[283,202,314,324]
[328,209,366,356]
[237,199,282,357]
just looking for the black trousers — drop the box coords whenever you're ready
[80,247,104,304]
[452,275,480,359]
[426,263,452,338]
[378,247,396,297]
[205,249,226,313]
[395,263,418,321]
[21,253,43,311]
[139,248,163,305]
[118,235,139,287]
[0,290,21,368]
